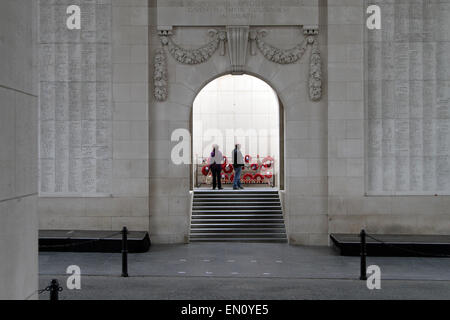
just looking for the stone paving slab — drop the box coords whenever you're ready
[39,243,450,281]
[38,275,450,300]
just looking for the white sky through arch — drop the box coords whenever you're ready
[193,74,280,164]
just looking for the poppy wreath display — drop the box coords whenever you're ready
[223,163,233,173]
[254,173,264,183]
[230,174,235,182]
[264,172,273,179]
[223,156,228,164]
[201,165,210,176]
[244,155,252,164]
[243,173,253,182]
[263,162,272,169]
[250,163,259,171]
[262,156,274,169]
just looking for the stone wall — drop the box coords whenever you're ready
[0,0,39,299]
[328,0,450,236]
[38,0,150,231]
[36,0,450,244]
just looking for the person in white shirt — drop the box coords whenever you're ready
[209,144,223,190]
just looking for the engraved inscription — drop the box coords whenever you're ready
[39,0,113,195]
[184,0,291,18]
[367,0,450,195]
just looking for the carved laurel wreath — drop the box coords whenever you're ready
[167,37,221,65]
[308,41,322,102]
[154,28,322,102]
[255,34,309,64]
[257,39,309,64]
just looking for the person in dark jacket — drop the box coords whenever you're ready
[209,144,223,190]
[232,144,244,190]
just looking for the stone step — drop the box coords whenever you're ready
[195,190,278,194]
[193,204,281,208]
[193,206,282,210]
[194,193,278,198]
[193,198,280,202]
[190,223,286,228]
[192,209,282,213]
[192,215,283,220]
[190,228,286,233]
[192,218,283,223]
[190,218,285,223]
[189,232,287,238]
[190,190,287,243]
[189,238,287,243]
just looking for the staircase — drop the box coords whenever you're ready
[189,190,287,243]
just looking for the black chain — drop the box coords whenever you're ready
[37,287,50,295]
[365,233,450,258]
[37,281,63,297]
[39,231,122,249]
[37,285,63,295]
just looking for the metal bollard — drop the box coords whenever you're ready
[49,279,62,301]
[360,229,367,280]
[121,226,129,277]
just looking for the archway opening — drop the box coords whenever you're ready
[192,74,283,190]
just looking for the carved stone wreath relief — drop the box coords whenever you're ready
[154,26,322,102]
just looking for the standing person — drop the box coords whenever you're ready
[233,144,244,190]
[209,144,223,190]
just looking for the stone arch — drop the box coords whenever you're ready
[189,70,289,111]
[188,72,286,190]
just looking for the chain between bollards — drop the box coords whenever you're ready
[121,226,129,277]
[360,229,367,280]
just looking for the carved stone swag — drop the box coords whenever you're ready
[154,26,322,102]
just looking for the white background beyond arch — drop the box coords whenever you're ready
[193,74,280,165]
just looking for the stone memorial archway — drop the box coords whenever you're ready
[149,21,328,244]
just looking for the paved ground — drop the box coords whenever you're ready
[39,243,450,300]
